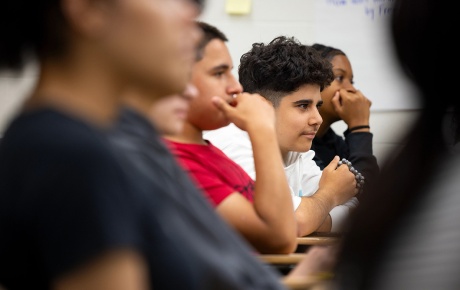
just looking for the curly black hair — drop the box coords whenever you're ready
[238,36,334,107]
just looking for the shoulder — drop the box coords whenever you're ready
[204,124,249,147]
[0,109,127,190]
[3,109,109,157]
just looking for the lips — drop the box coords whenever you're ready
[302,132,317,139]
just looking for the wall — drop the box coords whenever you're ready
[197,0,421,165]
[0,0,421,166]
[0,61,38,136]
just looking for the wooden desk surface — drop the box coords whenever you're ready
[296,232,343,245]
[258,253,308,264]
[282,277,333,290]
[296,236,340,246]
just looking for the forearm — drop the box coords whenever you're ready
[345,132,379,195]
[54,250,148,290]
[294,193,335,236]
[247,124,297,247]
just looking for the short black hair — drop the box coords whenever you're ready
[195,21,228,61]
[238,36,334,107]
[0,0,68,70]
[311,43,346,62]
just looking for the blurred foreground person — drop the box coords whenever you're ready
[333,1,460,289]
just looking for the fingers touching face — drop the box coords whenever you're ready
[188,39,243,130]
[320,55,355,118]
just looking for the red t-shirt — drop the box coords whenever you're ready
[166,139,254,207]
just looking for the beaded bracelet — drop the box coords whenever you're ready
[337,158,365,194]
[343,125,370,136]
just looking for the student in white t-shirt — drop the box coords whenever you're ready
[205,36,360,235]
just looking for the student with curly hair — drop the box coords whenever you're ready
[205,35,359,236]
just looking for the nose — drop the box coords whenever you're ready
[226,74,243,95]
[343,79,357,93]
[310,107,323,127]
[181,83,198,100]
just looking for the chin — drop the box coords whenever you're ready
[201,118,231,131]
[295,144,312,153]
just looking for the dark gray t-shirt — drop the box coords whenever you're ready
[108,107,286,289]
[0,107,286,289]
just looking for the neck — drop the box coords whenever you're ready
[280,147,290,166]
[165,121,206,145]
[24,54,124,128]
[121,89,160,120]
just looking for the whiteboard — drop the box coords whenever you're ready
[198,0,420,111]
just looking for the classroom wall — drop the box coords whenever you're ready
[0,0,421,166]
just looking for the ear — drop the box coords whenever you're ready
[61,0,112,38]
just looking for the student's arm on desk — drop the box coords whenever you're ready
[213,94,297,254]
[295,157,357,237]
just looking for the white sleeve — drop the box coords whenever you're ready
[291,195,302,211]
[329,197,359,232]
[204,124,256,180]
[298,151,322,197]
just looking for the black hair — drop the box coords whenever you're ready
[0,1,69,71]
[0,0,207,71]
[311,43,346,62]
[334,0,458,289]
[195,21,228,61]
[238,36,334,107]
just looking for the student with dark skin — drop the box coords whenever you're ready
[310,44,379,198]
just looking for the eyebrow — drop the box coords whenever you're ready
[292,99,323,106]
[210,64,231,72]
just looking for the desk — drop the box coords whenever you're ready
[258,253,308,265]
[296,236,340,246]
[282,277,333,290]
[295,233,342,253]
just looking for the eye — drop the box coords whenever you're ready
[316,102,323,109]
[298,104,308,110]
[296,102,312,111]
[334,75,344,83]
[213,71,225,77]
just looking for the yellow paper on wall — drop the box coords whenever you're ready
[225,0,252,15]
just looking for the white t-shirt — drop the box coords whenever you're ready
[204,123,358,232]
